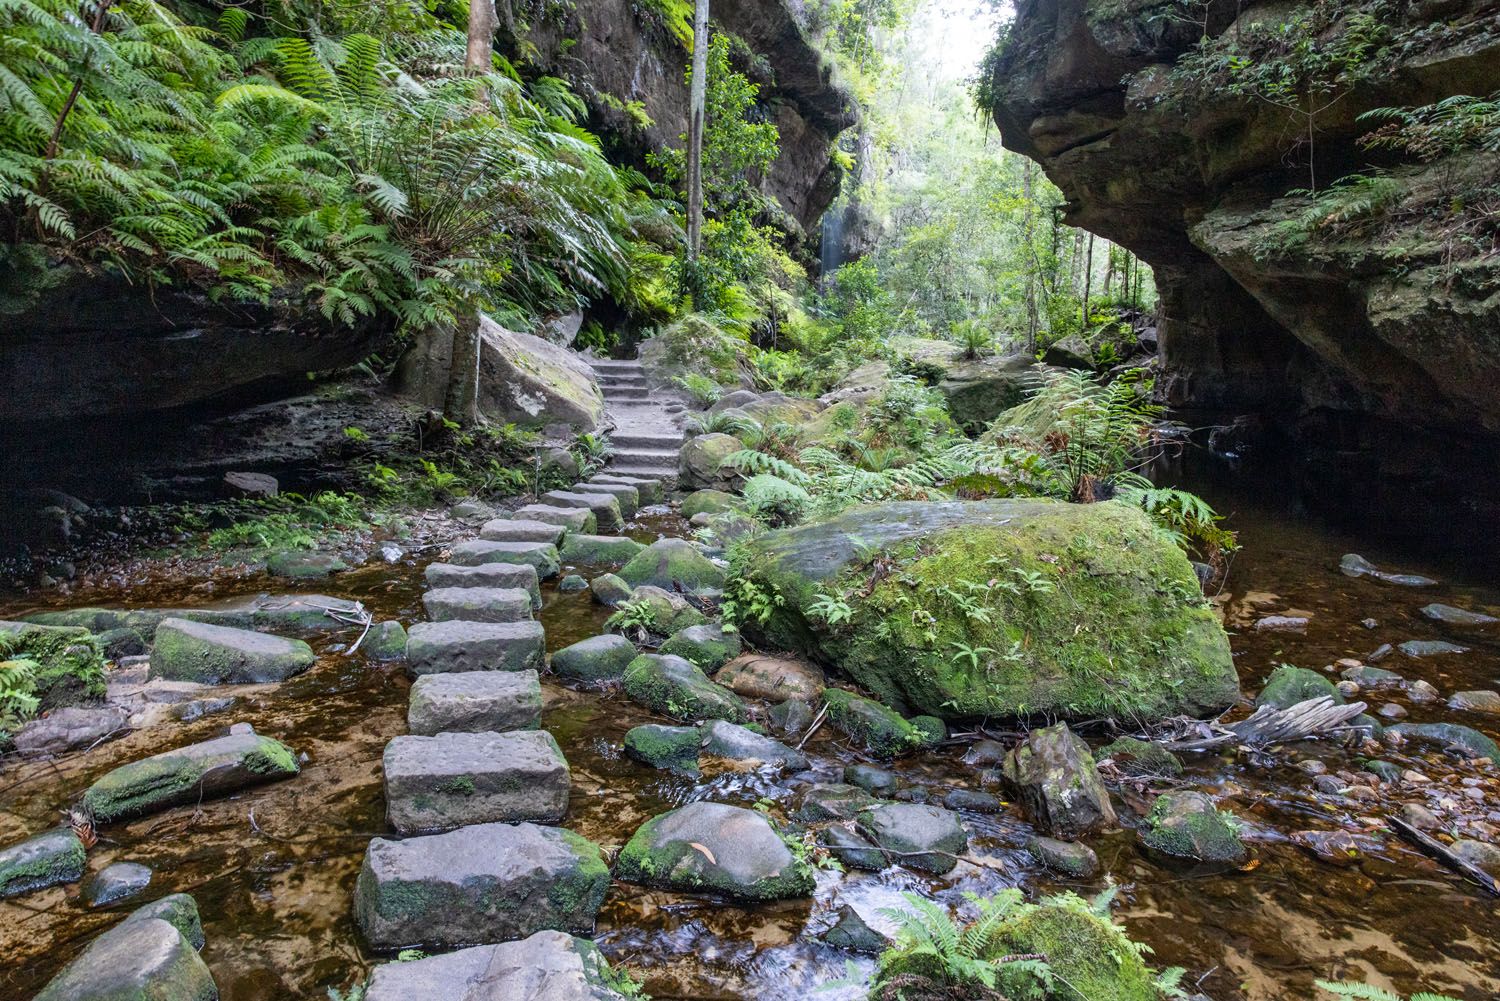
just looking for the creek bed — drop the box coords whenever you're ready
[1,497,1498,1000]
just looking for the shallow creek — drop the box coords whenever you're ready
[1,487,1498,1001]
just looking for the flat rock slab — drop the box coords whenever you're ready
[12,705,128,757]
[408,671,542,735]
[422,587,533,624]
[149,618,315,685]
[570,481,638,519]
[384,730,570,833]
[1421,603,1498,626]
[33,916,215,1001]
[0,828,84,899]
[406,621,546,676]
[539,492,624,534]
[590,475,664,505]
[512,505,596,533]
[715,654,825,702]
[425,562,541,609]
[354,822,609,950]
[365,930,629,1001]
[699,720,808,770]
[560,534,647,565]
[479,519,566,545]
[82,725,299,823]
[615,801,814,901]
[448,540,561,579]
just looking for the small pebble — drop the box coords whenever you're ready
[1378,703,1408,720]
[1361,618,1378,629]
[1336,658,1363,670]
[1336,680,1360,698]
[1297,760,1328,775]
[1401,803,1440,829]
[1403,770,1431,784]
[1407,680,1440,703]
[1313,775,1344,794]
[1345,786,1379,803]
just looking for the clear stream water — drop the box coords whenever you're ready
[1,481,1498,1001]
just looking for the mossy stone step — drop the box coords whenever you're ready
[423,562,541,609]
[405,621,546,676]
[407,671,541,735]
[511,504,597,533]
[569,481,638,519]
[447,540,561,580]
[478,519,566,545]
[539,491,625,534]
[81,724,299,823]
[421,587,533,624]
[384,730,569,834]
[590,474,665,506]
[353,822,610,951]
[559,534,647,566]
[0,828,85,899]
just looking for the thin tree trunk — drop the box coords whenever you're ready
[685,0,711,260]
[1022,160,1039,354]
[1081,233,1095,329]
[466,0,494,74]
[445,315,482,426]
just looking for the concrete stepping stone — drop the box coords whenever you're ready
[148,618,315,685]
[425,562,541,609]
[384,730,569,833]
[559,534,646,565]
[448,540,561,579]
[406,620,545,676]
[364,930,630,1001]
[538,491,624,534]
[354,822,609,950]
[479,519,566,545]
[422,587,533,623]
[408,671,541,735]
[0,828,84,898]
[590,474,664,505]
[33,914,215,1001]
[571,481,638,519]
[512,504,596,533]
[81,723,299,823]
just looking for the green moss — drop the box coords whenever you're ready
[1141,791,1245,864]
[622,655,747,723]
[1255,664,1340,710]
[822,688,921,759]
[244,737,301,777]
[1095,736,1183,778]
[623,724,701,772]
[0,623,106,711]
[548,830,610,918]
[993,895,1159,1001]
[437,775,476,796]
[0,830,85,898]
[615,812,814,901]
[908,715,947,748]
[681,490,741,519]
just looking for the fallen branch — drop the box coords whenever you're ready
[1390,816,1500,897]
[796,703,828,750]
[1157,696,1368,752]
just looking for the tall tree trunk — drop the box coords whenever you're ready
[1081,233,1095,330]
[685,0,711,260]
[466,0,494,76]
[1022,160,1039,354]
[446,0,494,426]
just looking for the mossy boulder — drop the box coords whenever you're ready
[364,621,408,663]
[659,623,742,671]
[122,893,205,949]
[993,895,1159,1001]
[681,490,741,519]
[1388,722,1499,761]
[624,587,707,636]
[550,634,639,684]
[621,654,748,723]
[149,618,316,685]
[678,433,744,491]
[1095,736,1183,778]
[623,724,701,774]
[795,783,878,822]
[33,915,217,1001]
[0,828,85,899]
[0,622,106,711]
[737,499,1237,722]
[560,534,647,565]
[699,719,808,769]
[1002,723,1117,837]
[82,725,300,823]
[855,803,968,874]
[822,689,925,759]
[618,538,726,593]
[1255,663,1341,710]
[615,802,814,900]
[590,572,634,607]
[1026,836,1100,878]
[1140,790,1246,867]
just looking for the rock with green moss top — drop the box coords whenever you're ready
[908,715,946,748]
[619,538,726,592]
[1095,736,1183,778]
[624,586,708,636]
[991,895,1159,1001]
[551,634,638,684]
[1003,723,1116,837]
[1026,835,1099,878]
[0,621,106,710]
[266,550,347,579]
[615,801,814,900]
[737,499,1237,722]
[794,783,878,822]
[621,654,748,723]
[0,828,85,898]
[448,540,562,579]
[1388,722,1499,761]
[560,534,647,565]
[354,821,609,950]
[681,489,741,519]
[855,802,968,874]
[96,627,146,660]
[364,929,632,1001]
[659,623,741,671]
[822,689,923,759]
[23,608,128,631]
[364,621,408,663]
[590,573,634,607]
[678,434,744,491]
[149,618,315,685]
[383,730,569,834]
[699,719,808,769]
[32,915,217,1001]
[623,724,701,774]
[1140,790,1246,866]
[122,893,205,949]
[1256,664,1341,710]
[82,724,299,823]
[558,574,589,593]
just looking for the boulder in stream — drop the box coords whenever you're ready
[715,653,824,702]
[589,573,633,607]
[364,930,631,1001]
[1255,664,1341,709]
[1027,836,1099,878]
[363,621,408,662]
[615,801,814,900]
[560,534,646,565]
[0,828,85,898]
[699,719,808,770]
[821,689,927,759]
[122,893,205,949]
[794,783,878,822]
[621,654,748,723]
[550,634,638,684]
[659,623,741,671]
[1002,723,1117,837]
[1387,722,1499,761]
[12,705,128,757]
[83,861,152,907]
[81,724,299,823]
[32,916,215,1001]
[678,434,744,491]
[680,489,741,519]
[1420,603,1498,626]
[624,724,702,774]
[618,538,726,592]
[149,618,315,685]
[855,802,968,874]
[1139,791,1246,867]
[1398,639,1469,658]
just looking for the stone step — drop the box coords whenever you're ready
[559,534,647,565]
[606,463,682,481]
[597,373,648,386]
[589,474,665,506]
[448,540,561,579]
[589,358,641,370]
[610,448,678,470]
[354,822,610,951]
[603,386,651,401]
[570,480,637,519]
[610,432,684,450]
[406,620,545,676]
[383,730,569,833]
[424,563,541,610]
[537,490,624,533]
[510,504,596,534]
[477,518,566,545]
[408,671,542,736]
[422,587,533,624]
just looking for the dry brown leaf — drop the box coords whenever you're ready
[689,842,717,865]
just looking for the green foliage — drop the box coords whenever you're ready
[204,492,368,553]
[607,598,659,640]
[1362,92,1500,160]
[0,657,41,737]
[1116,485,1239,560]
[872,890,1048,996]
[687,410,762,438]
[673,372,725,406]
[1315,983,1461,1001]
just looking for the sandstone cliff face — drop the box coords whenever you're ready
[985,0,1500,527]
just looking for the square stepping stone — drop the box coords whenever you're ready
[590,475,664,505]
[512,505,596,533]
[408,671,541,735]
[354,822,609,950]
[478,519,565,545]
[406,621,545,676]
[559,534,646,565]
[569,481,637,519]
[384,730,569,833]
[424,563,540,609]
[538,491,624,533]
[422,587,532,624]
[448,540,561,579]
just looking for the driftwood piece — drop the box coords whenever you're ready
[1157,696,1369,752]
[1390,816,1500,897]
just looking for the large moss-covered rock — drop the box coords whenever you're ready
[621,654,748,723]
[615,802,814,900]
[618,538,726,592]
[0,828,85,898]
[550,634,639,684]
[738,499,1237,721]
[821,689,926,759]
[0,622,106,711]
[1140,790,1246,866]
[1255,664,1341,710]
[149,619,315,685]
[560,534,647,565]
[678,434,743,491]
[681,489,741,519]
[659,623,741,671]
[33,916,217,1001]
[624,724,702,773]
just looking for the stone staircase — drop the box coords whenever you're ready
[590,357,685,485]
